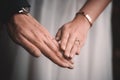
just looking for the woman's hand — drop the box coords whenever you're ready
[56,14,91,59]
[7,13,73,69]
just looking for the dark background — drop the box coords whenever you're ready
[112,0,120,80]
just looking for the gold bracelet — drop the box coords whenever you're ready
[76,11,92,27]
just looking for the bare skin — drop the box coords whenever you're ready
[7,13,73,69]
[6,0,111,68]
[56,0,111,59]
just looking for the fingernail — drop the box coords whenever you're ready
[61,45,65,50]
[69,55,73,59]
[68,64,74,69]
[64,63,70,68]
[64,54,69,59]
[76,52,80,55]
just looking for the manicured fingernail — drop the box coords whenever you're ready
[69,54,74,59]
[76,52,80,55]
[64,54,69,59]
[64,63,70,68]
[68,64,74,69]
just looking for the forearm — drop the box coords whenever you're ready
[79,0,111,23]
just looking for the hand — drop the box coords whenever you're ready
[7,13,73,69]
[56,14,90,59]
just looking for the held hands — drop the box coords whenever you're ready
[7,13,90,69]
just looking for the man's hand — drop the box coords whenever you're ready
[7,13,73,69]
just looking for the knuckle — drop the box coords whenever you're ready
[62,35,67,39]
[63,24,69,30]
[54,50,59,55]
[61,41,66,46]
[58,28,62,32]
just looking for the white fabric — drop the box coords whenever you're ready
[11,0,112,80]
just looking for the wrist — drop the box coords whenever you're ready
[8,7,30,24]
[74,13,91,30]
[76,11,92,27]
[0,0,30,24]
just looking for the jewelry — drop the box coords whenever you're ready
[76,11,92,27]
[75,39,80,45]
[18,7,30,15]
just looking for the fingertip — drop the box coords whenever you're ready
[34,53,41,58]
[58,62,70,68]
[30,49,41,58]
[64,53,70,59]
[63,50,70,59]
[69,55,73,60]
[62,58,74,69]
[31,52,41,58]
[55,29,61,41]
[76,52,79,55]
[63,63,74,69]
[68,64,74,69]
[69,60,74,64]
[68,66,74,69]
[76,50,80,55]
[61,45,65,51]
[55,36,60,41]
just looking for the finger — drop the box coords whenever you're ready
[76,43,81,55]
[52,38,65,57]
[64,34,76,58]
[18,35,41,57]
[55,28,62,41]
[76,48,80,55]
[41,41,73,68]
[44,36,73,65]
[25,32,73,68]
[76,39,85,55]
[60,30,69,51]
[52,37,59,48]
[69,42,79,59]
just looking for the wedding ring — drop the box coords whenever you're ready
[74,39,80,45]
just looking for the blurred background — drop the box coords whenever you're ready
[112,0,120,80]
[0,0,120,80]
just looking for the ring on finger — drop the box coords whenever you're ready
[74,39,80,45]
